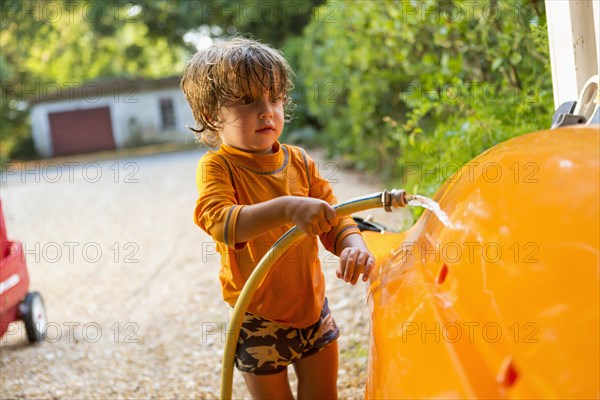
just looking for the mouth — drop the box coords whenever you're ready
[256,125,275,133]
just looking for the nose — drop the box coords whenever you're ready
[257,97,273,119]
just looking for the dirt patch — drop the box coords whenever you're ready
[0,147,410,399]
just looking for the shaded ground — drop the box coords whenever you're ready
[0,147,410,399]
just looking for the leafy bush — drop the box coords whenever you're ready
[295,0,553,207]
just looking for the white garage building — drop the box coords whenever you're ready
[29,76,196,157]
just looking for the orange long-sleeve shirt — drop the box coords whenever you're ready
[194,141,360,328]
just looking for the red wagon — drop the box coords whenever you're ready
[0,200,46,343]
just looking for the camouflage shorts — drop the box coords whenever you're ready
[233,298,339,375]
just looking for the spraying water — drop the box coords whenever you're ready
[406,194,456,228]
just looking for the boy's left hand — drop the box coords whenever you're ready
[337,247,375,285]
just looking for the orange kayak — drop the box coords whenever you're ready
[364,127,600,398]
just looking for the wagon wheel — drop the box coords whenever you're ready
[18,291,47,343]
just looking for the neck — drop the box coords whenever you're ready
[224,142,277,155]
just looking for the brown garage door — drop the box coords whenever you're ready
[49,107,116,156]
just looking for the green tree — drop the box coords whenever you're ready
[1,0,188,162]
[295,0,553,208]
[0,0,322,162]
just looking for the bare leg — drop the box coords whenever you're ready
[293,341,339,400]
[242,368,294,400]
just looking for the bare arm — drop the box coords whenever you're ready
[336,232,376,285]
[235,196,338,243]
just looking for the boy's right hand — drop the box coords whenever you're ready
[285,197,338,237]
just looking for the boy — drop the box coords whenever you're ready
[181,37,375,399]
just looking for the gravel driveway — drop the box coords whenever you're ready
[0,147,409,399]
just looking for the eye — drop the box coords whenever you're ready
[271,95,285,103]
[240,97,254,105]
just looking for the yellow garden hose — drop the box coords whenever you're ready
[220,189,408,399]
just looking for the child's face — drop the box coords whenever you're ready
[219,87,285,155]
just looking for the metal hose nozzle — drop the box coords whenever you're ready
[382,189,407,211]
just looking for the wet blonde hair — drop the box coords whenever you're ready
[180,37,294,147]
